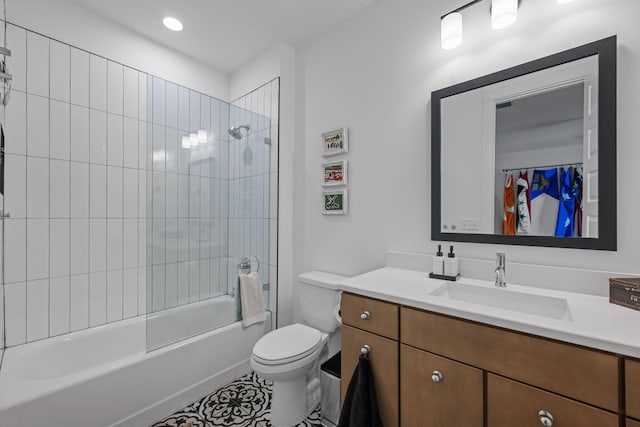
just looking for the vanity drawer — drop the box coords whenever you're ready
[341,324,398,427]
[341,293,398,339]
[487,374,618,427]
[401,344,483,427]
[627,358,640,419]
[401,307,619,411]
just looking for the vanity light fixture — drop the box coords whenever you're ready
[441,12,463,50]
[441,0,522,50]
[491,0,518,29]
[162,16,183,32]
[181,130,208,149]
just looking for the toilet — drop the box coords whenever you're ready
[251,271,346,427]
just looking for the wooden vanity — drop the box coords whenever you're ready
[341,292,640,427]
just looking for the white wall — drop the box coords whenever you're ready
[296,0,640,295]
[6,0,229,101]
[230,43,297,327]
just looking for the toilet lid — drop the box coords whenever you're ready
[253,324,323,366]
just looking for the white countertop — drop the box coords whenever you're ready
[339,267,640,359]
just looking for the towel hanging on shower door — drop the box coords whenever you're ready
[238,272,266,327]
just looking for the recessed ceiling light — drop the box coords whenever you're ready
[163,17,183,32]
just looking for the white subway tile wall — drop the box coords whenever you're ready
[1,24,279,348]
[1,25,150,346]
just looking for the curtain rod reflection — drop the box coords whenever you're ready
[501,162,583,172]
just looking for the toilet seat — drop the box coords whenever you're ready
[252,324,322,366]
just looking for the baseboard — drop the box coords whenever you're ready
[111,359,252,427]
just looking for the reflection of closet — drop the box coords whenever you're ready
[496,164,583,237]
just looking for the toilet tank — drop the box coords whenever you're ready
[298,271,347,333]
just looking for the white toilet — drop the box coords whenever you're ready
[251,271,346,427]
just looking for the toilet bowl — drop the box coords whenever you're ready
[251,271,346,427]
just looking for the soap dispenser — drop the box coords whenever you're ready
[444,245,459,277]
[433,244,444,275]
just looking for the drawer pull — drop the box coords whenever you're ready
[538,410,553,427]
[361,345,371,355]
[360,311,371,320]
[431,370,443,383]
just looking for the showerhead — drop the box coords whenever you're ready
[228,124,250,140]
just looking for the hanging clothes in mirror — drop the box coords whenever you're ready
[502,172,515,235]
[571,167,584,237]
[516,171,531,234]
[529,168,560,236]
[555,167,576,237]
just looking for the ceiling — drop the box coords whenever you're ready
[71,0,377,73]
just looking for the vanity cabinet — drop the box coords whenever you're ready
[340,294,399,427]
[627,358,640,419]
[341,292,626,426]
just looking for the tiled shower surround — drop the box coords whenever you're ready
[1,23,279,348]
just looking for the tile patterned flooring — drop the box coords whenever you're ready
[151,372,323,427]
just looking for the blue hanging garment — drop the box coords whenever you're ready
[530,168,560,201]
[555,167,575,237]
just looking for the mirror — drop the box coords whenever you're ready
[432,36,616,250]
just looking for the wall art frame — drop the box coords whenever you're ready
[322,128,349,157]
[322,160,348,187]
[322,189,349,215]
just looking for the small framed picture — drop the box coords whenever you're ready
[322,189,348,215]
[322,128,349,157]
[322,160,348,187]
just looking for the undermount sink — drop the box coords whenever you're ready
[430,282,573,322]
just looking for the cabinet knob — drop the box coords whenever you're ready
[538,410,553,427]
[360,311,371,320]
[431,370,443,383]
[361,345,371,355]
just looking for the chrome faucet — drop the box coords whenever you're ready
[495,253,506,287]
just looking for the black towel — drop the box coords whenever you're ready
[337,354,384,427]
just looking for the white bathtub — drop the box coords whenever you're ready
[146,295,238,351]
[0,296,271,427]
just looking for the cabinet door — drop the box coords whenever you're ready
[628,418,640,427]
[627,359,640,419]
[487,374,618,427]
[341,324,398,427]
[401,344,483,427]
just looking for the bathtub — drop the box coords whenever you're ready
[0,296,271,427]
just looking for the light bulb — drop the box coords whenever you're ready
[163,17,183,32]
[491,0,518,30]
[441,13,463,50]
[198,130,207,143]
[181,136,190,149]
[189,133,199,147]
[557,0,575,3]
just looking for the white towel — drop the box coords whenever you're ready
[239,272,267,327]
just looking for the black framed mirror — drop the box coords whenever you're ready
[431,36,616,250]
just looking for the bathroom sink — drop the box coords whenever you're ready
[429,282,573,321]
